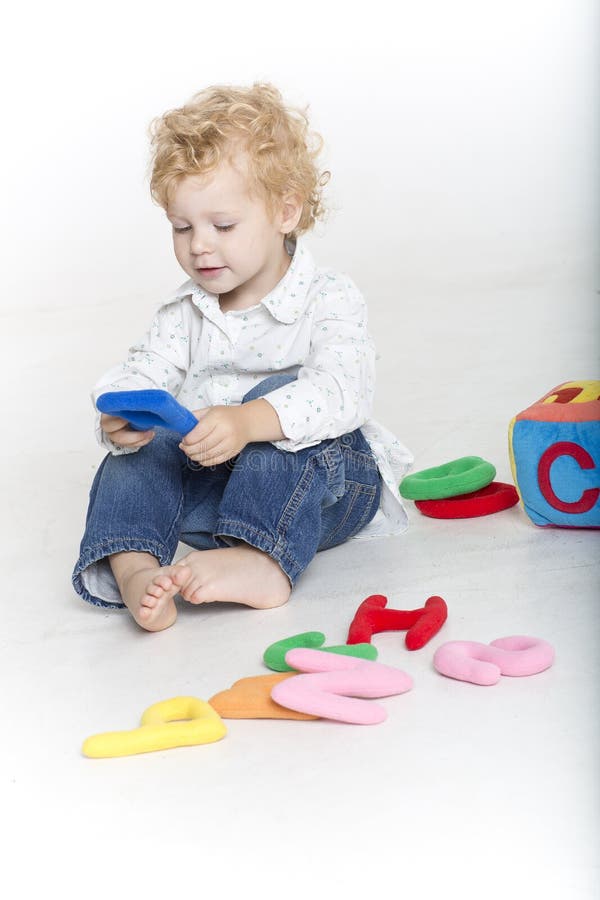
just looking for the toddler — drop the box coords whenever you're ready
[71,83,413,632]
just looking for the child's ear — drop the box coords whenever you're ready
[279,192,303,234]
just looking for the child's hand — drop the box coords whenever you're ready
[180,405,252,467]
[100,413,155,450]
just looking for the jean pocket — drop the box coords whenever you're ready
[341,443,379,478]
[320,441,346,508]
[319,480,380,549]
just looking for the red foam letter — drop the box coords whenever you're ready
[347,594,448,649]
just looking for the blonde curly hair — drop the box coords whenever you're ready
[147,82,330,238]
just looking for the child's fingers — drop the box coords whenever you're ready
[199,450,235,467]
[100,413,129,433]
[190,453,231,467]
[179,434,223,459]
[185,438,234,466]
[111,427,155,449]
[129,432,155,448]
[180,419,222,454]
[183,419,218,447]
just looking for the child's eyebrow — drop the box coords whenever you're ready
[166,210,240,220]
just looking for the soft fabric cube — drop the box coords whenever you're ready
[509,381,600,528]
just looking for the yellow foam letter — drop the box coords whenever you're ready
[82,696,226,758]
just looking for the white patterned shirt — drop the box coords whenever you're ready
[91,235,414,539]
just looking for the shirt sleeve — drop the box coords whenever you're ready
[92,300,189,455]
[263,274,376,451]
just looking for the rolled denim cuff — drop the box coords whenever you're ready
[72,537,173,609]
[214,517,301,587]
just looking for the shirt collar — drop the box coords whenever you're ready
[165,234,316,325]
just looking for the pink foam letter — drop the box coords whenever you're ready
[433,635,555,685]
[270,648,413,724]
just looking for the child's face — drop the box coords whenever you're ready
[166,155,300,308]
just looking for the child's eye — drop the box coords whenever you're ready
[172,224,235,234]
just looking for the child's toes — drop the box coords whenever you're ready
[172,565,191,587]
[188,585,206,605]
[138,602,153,618]
[158,573,176,588]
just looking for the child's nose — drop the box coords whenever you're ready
[190,229,215,256]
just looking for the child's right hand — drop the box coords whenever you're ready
[100,413,155,450]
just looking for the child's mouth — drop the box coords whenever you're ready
[197,266,226,278]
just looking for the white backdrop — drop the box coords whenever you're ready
[3,0,597,298]
[1,4,599,894]
[1,0,598,445]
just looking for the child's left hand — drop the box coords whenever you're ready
[179,406,251,467]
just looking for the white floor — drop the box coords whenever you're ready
[2,281,599,899]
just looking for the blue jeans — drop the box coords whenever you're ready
[71,375,382,609]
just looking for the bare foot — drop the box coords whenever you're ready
[120,564,192,632]
[174,545,291,609]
